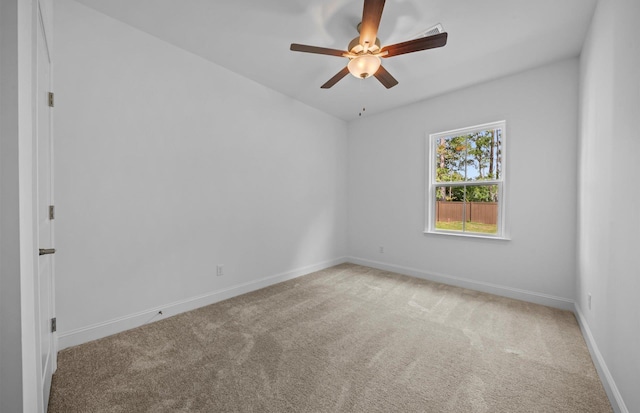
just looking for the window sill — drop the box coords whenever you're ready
[424,230,510,241]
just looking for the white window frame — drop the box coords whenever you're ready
[425,120,508,239]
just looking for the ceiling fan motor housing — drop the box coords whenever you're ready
[348,36,381,54]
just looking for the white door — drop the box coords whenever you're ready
[36,2,56,409]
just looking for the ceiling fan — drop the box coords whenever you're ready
[290,0,448,89]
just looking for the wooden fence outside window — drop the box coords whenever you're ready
[436,201,498,225]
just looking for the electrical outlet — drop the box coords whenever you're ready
[216,265,224,276]
[379,246,384,253]
[588,293,592,310]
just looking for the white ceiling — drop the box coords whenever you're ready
[73,0,597,121]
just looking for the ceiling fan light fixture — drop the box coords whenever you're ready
[347,54,381,79]
[290,0,448,89]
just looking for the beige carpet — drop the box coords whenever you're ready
[49,264,612,412]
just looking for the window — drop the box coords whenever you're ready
[426,121,506,238]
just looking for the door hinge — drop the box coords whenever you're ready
[48,92,54,107]
[51,317,57,333]
[49,205,55,220]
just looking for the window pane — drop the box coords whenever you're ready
[465,185,499,234]
[434,185,499,234]
[434,136,467,182]
[465,128,502,182]
[435,186,465,232]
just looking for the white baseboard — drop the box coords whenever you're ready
[57,257,348,350]
[347,256,575,311]
[574,304,628,413]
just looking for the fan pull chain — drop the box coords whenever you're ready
[358,78,366,117]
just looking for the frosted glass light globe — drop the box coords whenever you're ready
[348,54,381,79]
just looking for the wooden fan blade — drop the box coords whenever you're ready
[359,0,385,49]
[381,32,448,58]
[373,65,398,89]
[290,43,347,57]
[321,67,350,89]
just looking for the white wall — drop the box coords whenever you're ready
[54,0,348,346]
[577,0,640,411]
[347,59,579,308]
